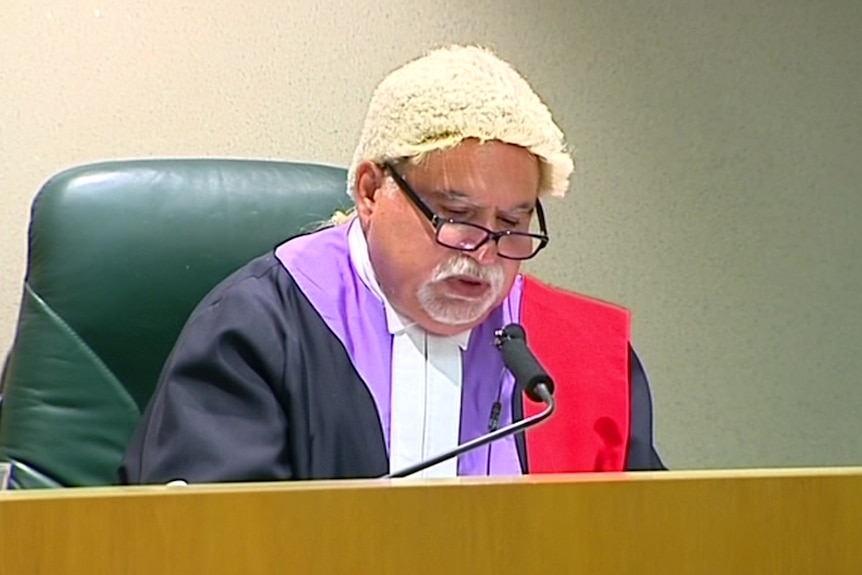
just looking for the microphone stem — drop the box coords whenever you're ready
[383,391,556,479]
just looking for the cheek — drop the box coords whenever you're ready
[369,200,432,261]
[368,222,442,294]
[499,261,522,289]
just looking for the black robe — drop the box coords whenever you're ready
[121,241,664,484]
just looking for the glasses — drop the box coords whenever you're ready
[383,162,550,260]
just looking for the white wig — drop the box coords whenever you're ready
[347,45,574,198]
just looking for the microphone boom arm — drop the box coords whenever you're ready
[384,386,555,479]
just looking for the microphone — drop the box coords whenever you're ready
[494,324,555,404]
[383,323,555,479]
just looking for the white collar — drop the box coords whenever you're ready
[347,217,471,350]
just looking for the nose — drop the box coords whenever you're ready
[472,239,500,266]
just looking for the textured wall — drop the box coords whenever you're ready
[2,1,861,469]
[529,1,862,469]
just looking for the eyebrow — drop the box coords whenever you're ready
[428,189,536,215]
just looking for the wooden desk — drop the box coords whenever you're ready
[1,468,860,574]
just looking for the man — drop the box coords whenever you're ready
[120,45,664,483]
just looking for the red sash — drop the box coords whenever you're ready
[520,276,631,472]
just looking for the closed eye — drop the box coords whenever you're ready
[441,206,473,219]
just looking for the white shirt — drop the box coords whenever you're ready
[348,218,470,478]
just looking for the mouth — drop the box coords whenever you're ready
[440,275,491,299]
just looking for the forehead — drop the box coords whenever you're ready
[404,140,541,203]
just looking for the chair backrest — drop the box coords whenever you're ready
[0,159,352,488]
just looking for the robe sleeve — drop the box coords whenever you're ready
[626,346,667,470]
[119,265,294,484]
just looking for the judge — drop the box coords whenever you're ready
[120,45,664,483]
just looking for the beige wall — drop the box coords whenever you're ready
[2,1,861,470]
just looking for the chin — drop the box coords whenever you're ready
[419,296,498,330]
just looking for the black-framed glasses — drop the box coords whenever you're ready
[383,162,550,261]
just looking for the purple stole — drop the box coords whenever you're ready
[276,223,630,474]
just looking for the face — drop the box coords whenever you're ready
[354,139,541,336]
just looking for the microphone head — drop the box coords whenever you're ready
[501,323,526,342]
[495,323,555,403]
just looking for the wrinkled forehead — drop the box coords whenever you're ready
[395,138,537,166]
[394,140,541,200]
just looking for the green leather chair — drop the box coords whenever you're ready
[0,159,353,488]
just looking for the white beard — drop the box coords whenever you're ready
[417,254,505,326]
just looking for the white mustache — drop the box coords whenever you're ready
[432,255,504,287]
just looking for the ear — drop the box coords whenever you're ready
[353,161,386,231]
